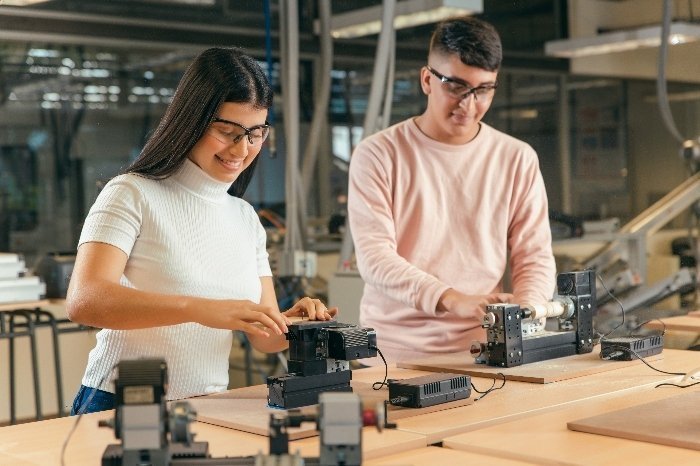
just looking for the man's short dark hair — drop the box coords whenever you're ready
[429,16,502,72]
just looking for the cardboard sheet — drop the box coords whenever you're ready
[189,380,473,438]
[397,348,663,384]
[567,391,700,451]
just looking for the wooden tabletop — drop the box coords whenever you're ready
[363,445,538,465]
[368,348,700,443]
[442,384,700,465]
[0,299,69,320]
[646,314,700,332]
[4,349,700,465]
[0,300,50,313]
[0,404,426,466]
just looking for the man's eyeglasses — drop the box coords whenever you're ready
[209,117,270,146]
[426,65,498,102]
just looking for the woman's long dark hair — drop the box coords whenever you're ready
[125,47,273,197]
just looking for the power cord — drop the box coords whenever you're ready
[470,373,506,401]
[370,346,390,390]
[60,367,115,466]
[599,345,684,375]
[596,273,626,340]
[596,273,666,343]
[370,344,507,401]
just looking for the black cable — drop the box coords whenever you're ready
[371,346,389,390]
[470,373,506,401]
[596,274,666,341]
[629,318,667,336]
[656,380,700,389]
[596,273,626,340]
[596,274,694,384]
[61,366,116,466]
[600,345,685,376]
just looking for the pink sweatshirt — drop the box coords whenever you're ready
[348,119,556,364]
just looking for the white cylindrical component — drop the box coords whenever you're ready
[482,312,497,328]
[525,298,574,319]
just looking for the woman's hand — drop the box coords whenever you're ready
[283,297,338,321]
[196,300,289,338]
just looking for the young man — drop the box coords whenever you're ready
[347,17,556,364]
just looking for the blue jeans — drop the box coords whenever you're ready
[70,385,116,415]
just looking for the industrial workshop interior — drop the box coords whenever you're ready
[3,0,700,464]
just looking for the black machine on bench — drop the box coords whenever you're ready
[470,270,597,367]
[267,320,377,409]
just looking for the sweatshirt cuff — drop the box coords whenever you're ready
[416,276,451,317]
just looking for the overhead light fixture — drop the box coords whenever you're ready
[545,22,700,58]
[0,0,51,5]
[315,0,483,39]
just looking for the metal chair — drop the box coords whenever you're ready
[0,310,41,424]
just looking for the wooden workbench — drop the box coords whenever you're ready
[3,349,700,465]
[442,385,700,465]
[646,314,700,333]
[363,446,538,465]
[362,349,700,443]
[0,407,427,465]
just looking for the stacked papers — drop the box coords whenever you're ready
[0,253,46,304]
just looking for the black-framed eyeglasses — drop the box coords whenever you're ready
[426,65,498,102]
[209,117,271,146]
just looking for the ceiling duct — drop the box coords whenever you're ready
[1,0,52,5]
[545,22,700,58]
[315,0,483,39]
[544,0,700,83]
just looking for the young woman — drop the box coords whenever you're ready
[67,47,335,414]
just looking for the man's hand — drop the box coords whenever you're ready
[437,288,513,320]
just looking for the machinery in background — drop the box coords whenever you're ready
[471,270,596,367]
[583,173,700,315]
[100,358,384,466]
[267,320,377,409]
[33,251,75,298]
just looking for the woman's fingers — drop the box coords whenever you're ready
[286,297,335,321]
[250,305,288,335]
[240,321,271,338]
[234,305,287,336]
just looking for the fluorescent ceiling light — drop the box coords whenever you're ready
[316,0,483,39]
[545,22,700,58]
[1,0,51,4]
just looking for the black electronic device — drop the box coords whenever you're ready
[388,373,471,408]
[471,270,596,368]
[600,334,664,360]
[33,252,75,298]
[267,320,377,409]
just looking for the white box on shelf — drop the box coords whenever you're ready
[0,276,47,304]
[0,253,26,280]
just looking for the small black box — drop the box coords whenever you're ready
[34,252,75,298]
[600,335,664,361]
[388,373,471,408]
